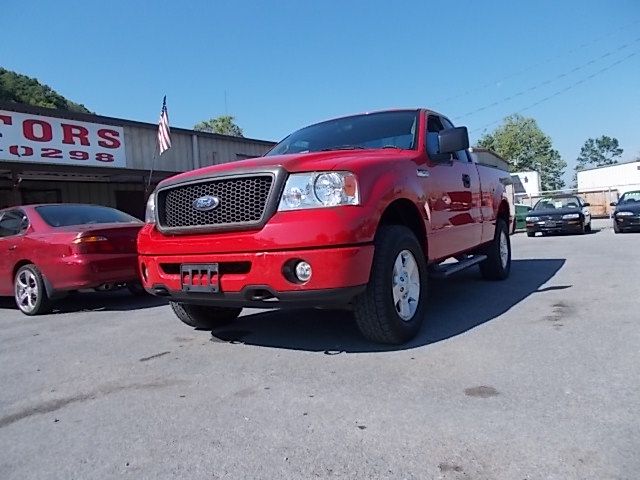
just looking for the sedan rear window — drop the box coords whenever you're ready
[36,205,142,227]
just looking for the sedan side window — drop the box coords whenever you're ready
[0,210,28,238]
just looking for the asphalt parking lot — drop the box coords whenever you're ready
[0,219,638,480]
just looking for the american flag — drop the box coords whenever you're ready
[157,96,171,155]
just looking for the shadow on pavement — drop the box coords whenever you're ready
[210,259,566,353]
[0,290,167,314]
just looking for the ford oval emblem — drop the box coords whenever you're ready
[192,195,220,211]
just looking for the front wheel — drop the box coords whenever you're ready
[480,219,511,280]
[14,264,51,315]
[170,302,242,329]
[353,225,428,345]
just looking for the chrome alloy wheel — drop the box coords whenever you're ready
[15,269,39,314]
[392,249,420,321]
[499,230,509,268]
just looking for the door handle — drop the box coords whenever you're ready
[8,245,17,251]
[462,174,471,188]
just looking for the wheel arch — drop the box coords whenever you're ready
[12,260,55,297]
[498,199,511,225]
[377,198,428,258]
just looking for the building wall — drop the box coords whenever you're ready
[577,160,640,195]
[0,103,275,174]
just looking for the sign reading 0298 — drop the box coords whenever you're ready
[0,110,127,168]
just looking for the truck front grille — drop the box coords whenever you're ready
[157,174,274,231]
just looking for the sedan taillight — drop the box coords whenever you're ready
[72,235,115,254]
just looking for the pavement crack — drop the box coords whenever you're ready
[139,351,171,362]
[0,379,180,429]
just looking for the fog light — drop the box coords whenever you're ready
[295,261,312,282]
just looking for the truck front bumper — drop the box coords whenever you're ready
[138,244,373,308]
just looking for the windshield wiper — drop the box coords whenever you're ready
[381,145,401,149]
[320,145,366,151]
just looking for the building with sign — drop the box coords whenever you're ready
[0,103,275,218]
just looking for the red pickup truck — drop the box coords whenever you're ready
[138,109,512,344]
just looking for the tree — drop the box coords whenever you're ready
[477,114,566,191]
[575,136,622,170]
[0,67,91,113]
[193,115,244,137]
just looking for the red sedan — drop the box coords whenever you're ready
[0,204,143,315]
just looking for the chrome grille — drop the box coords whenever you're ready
[158,175,274,229]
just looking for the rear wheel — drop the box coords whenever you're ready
[170,302,242,329]
[353,225,428,345]
[480,219,511,280]
[14,264,51,316]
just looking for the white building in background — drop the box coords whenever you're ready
[577,160,640,197]
[511,171,541,199]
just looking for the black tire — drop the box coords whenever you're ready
[613,221,621,234]
[585,221,592,233]
[353,225,428,345]
[14,264,51,315]
[127,282,148,297]
[480,219,511,280]
[170,302,242,329]
[527,231,535,237]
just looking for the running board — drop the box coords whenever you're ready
[429,255,487,278]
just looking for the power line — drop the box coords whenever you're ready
[469,50,639,135]
[454,36,640,122]
[431,19,640,107]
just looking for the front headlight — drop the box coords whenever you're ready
[525,216,539,222]
[145,193,156,224]
[562,213,580,219]
[278,171,359,211]
[616,211,633,217]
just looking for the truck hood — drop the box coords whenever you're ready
[158,149,416,187]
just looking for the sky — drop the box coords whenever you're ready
[1,0,639,185]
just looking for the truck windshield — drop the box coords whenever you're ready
[265,110,419,156]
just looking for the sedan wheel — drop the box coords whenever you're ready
[14,265,51,315]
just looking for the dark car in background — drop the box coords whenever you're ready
[0,204,144,315]
[525,195,592,237]
[611,190,640,233]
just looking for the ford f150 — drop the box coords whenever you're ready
[138,109,513,344]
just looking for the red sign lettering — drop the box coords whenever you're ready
[23,119,53,142]
[97,129,121,149]
[61,124,90,146]
[0,114,12,125]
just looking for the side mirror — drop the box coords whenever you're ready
[610,202,617,207]
[426,127,469,163]
[583,202,590,207]
[439,127,469,154]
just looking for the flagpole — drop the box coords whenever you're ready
[146,149,157,194]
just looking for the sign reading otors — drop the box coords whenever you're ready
[0,110,126,168]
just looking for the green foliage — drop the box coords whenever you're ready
[193,115,244,137]
[477,114,566,191]
[0,67,91,113]
[575,136,622,170]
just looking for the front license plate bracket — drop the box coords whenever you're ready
[180,264,219,293]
